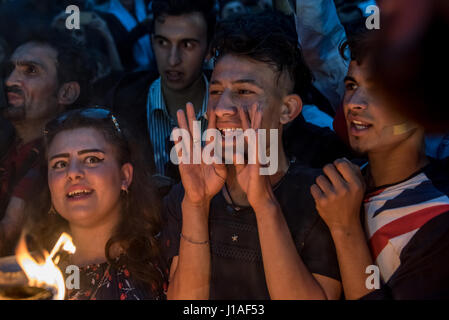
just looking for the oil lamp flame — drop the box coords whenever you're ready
[15,233,76,300]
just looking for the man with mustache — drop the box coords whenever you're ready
[0,30,94,256]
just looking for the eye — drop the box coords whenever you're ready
[84,156,104,166]
[51,160,67,170]
[210,89,223,96]
[157,39,168,47]
[24,65,38,75]
[345,82,358,91]
[237,89,254,95]
[183,41,194,49]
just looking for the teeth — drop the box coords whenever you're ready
[68,190,91,197]
[218,128,243,132]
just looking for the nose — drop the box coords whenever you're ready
[212,89,238,118]
[345,88,368,112]
[5,67,21,88]
[168,46,181,67]
[66,160,85,181]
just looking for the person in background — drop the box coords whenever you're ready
[0,30,95,256]
[52,10,124,80]
[220,0,247,19]
[25,107,167,300]
[95,0,155,71]
[99,0,217,181]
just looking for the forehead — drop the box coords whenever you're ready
[154,12,207,41]
[11,42,58,67]
[48,127,111,155]
[211,54,277,86]
[225,1,244,9]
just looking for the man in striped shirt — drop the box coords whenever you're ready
[310,35,449,299]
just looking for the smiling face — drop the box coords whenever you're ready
[209,54,301,139]
[152,12,209,91]
[343,60,420,155]
[3,42,62,122]
[47,127,133,229]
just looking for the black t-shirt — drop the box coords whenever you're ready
[160,162,340,299]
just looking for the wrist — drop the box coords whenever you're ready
[251,198,280,215]
[330,223,365,240]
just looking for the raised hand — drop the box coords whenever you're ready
[310,158,366,231]
[175,103,227,206]
[235,104,277,210]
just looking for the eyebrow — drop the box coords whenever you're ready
[153,35,200,43]
[344,76,357,82]
[211,79,263,89]
[49,149,106,161]
[14,60,46,70]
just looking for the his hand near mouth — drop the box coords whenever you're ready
[310,158,366,232]
[235,104,277,211]
[175,103,227,207]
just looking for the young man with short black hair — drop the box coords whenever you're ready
[162,12,342,300]
[311,36,449,299]
[108,0,217,177]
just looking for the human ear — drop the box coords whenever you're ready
[57,82,80,106]
[279,94,303,124]
[120,163,134,191]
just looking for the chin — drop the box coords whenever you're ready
[2,105,25,120]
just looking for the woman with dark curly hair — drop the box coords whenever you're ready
[24,107,167,300]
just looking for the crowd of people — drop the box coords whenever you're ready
[0,0,448,300]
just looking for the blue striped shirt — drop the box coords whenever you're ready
[146,75,209,175]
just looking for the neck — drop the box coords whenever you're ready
[69,216,121,267]
[162,74,205,119]
[367,135,429,188]
[225,145,290,207]
[13,120,47,145]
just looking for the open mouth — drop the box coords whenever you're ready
[350,120,372,132]
[217,128,244,137]
[165,71,184,82]
[66,189,94,200]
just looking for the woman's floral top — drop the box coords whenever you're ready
[66,257,168,300]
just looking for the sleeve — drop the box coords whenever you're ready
[11,167,42,201]
[295,0,349,112]
[361,212,449,300]
[300,214,341,281]
[159,183,185,269]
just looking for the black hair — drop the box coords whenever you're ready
[25,107,165,295]
[211,11,313,97]
[152,0,217,44]
[10,28,96,108]
[339,30,379,65]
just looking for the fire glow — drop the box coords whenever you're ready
[15,233,76,300]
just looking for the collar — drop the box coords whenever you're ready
[147,74,209,121]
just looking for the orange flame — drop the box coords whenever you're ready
[15,233,76,300]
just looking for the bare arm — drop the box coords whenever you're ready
[236,105,341,299]
[166,103,226,299]
[311,158,375,299]
[167,200,211,299]
[254,201,341,299]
